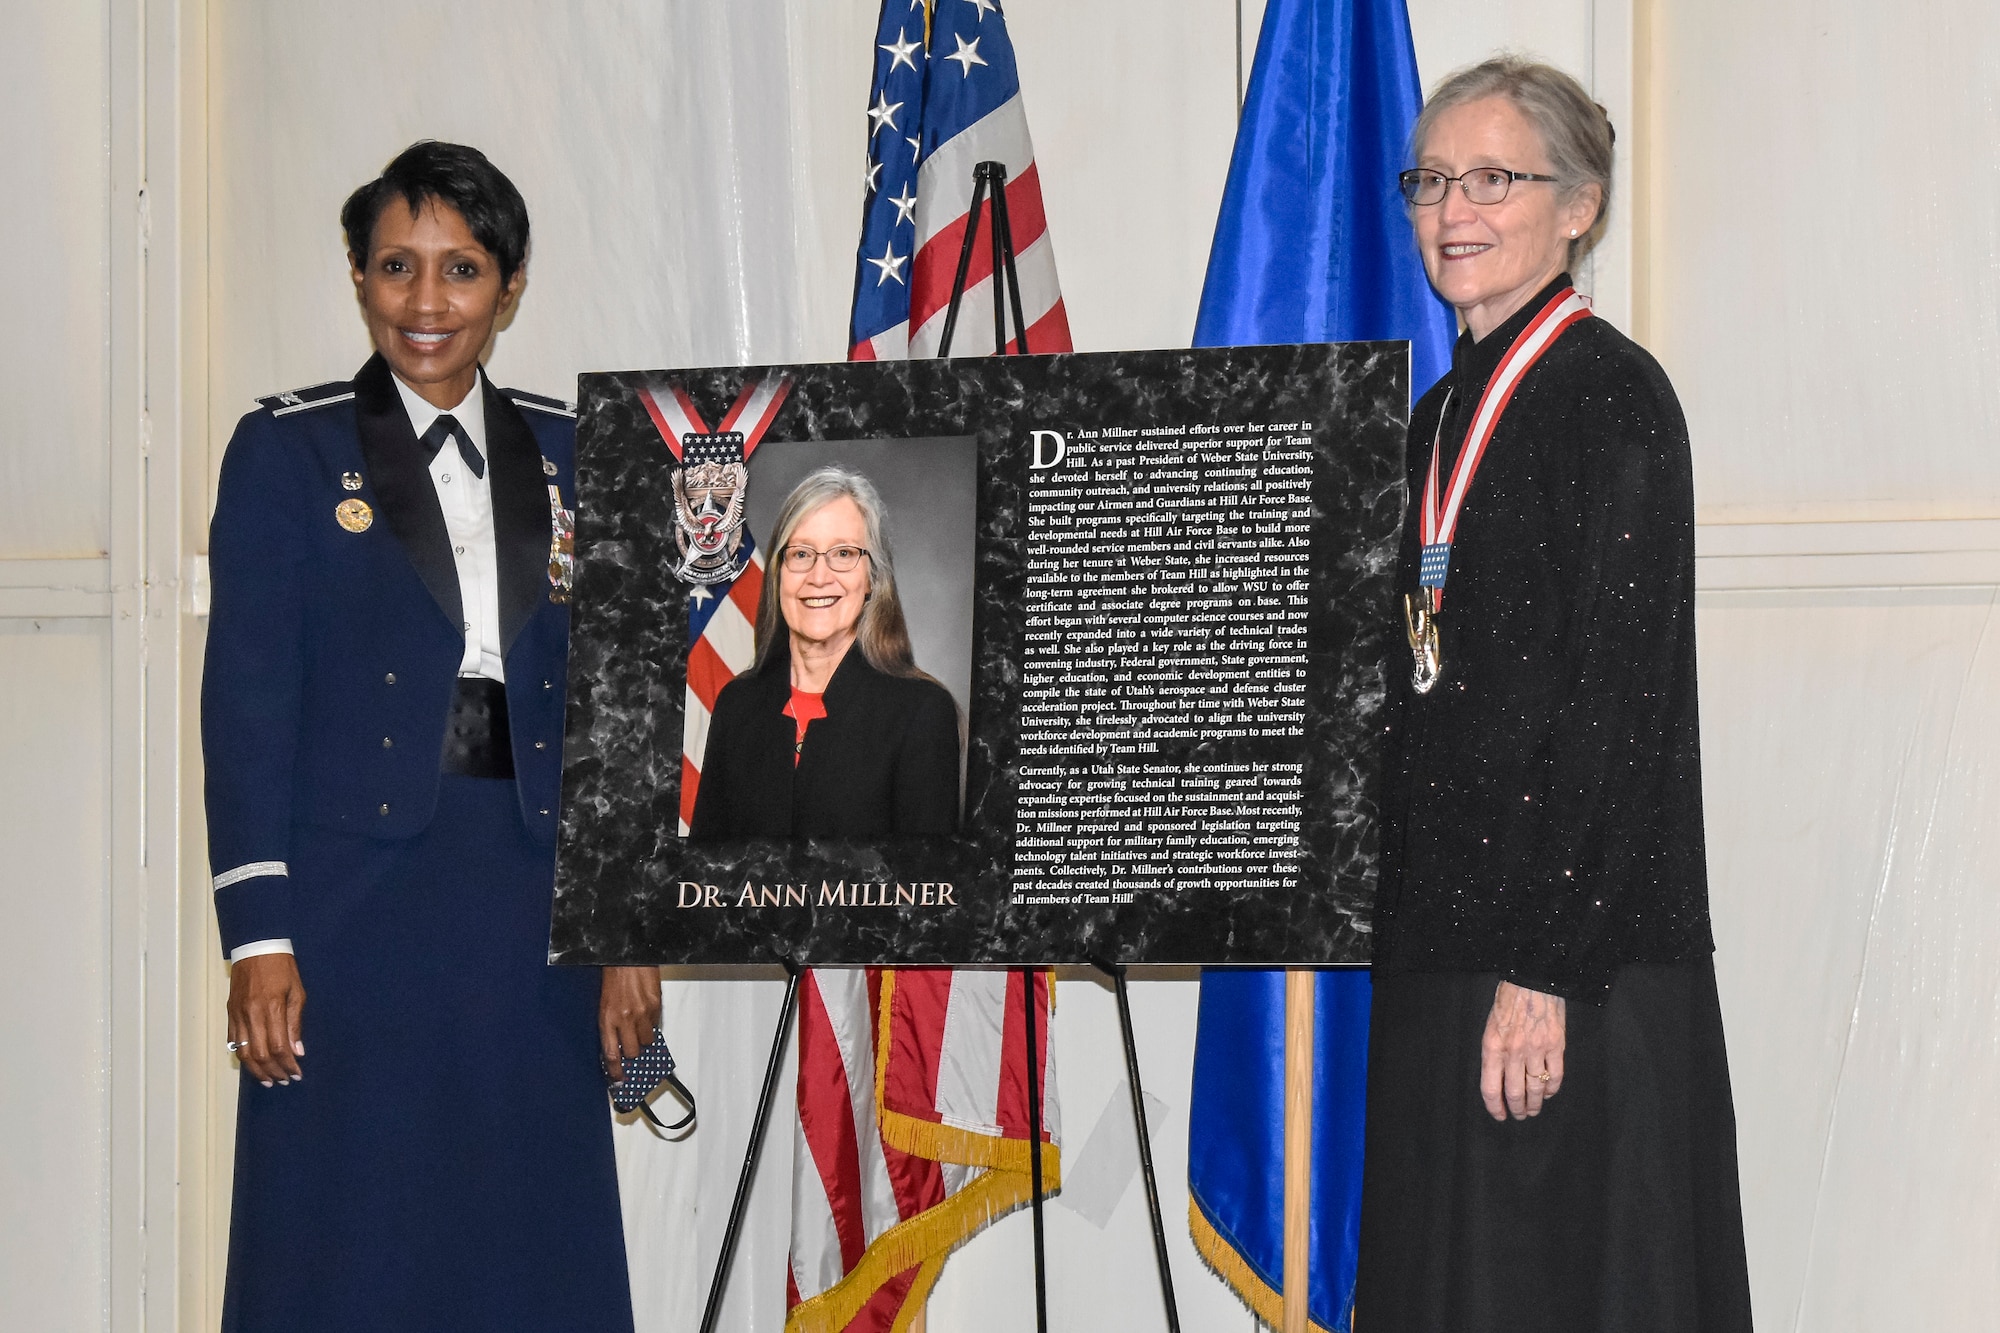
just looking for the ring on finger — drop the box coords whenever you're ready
[227,1040,246,1054]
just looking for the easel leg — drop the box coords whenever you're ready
[935,172,990,358]
[1096,958,1182,1332]
[989,173,1032,354]
[938,161,1031,358]
[698,958,803,1333]
[1020,966,1050,1333]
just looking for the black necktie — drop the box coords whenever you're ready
[420,413,485,480]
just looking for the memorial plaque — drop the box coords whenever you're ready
[550,344,1407,966]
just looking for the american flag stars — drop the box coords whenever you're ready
[943,32,988,76]
[866,241,910,287]
[879,27,921,73]
[868,91,904,136]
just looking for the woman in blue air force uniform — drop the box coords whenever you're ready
[202,141,656,1331]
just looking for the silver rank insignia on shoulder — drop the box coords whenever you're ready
[542,458,558,477]
[341,472,364,491]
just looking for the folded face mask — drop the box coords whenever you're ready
[606,1030,696,1132]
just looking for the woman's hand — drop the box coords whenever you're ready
[228,953,307,1087]
[1480,980,1566,1121]
[599,966,664,1082]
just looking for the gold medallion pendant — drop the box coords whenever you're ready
[335,498,374,533]
[1403,589,1442,694]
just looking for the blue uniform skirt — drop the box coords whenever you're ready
[222,776,634,1333]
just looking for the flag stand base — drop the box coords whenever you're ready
[1093,958,1184,1333]
[698,955,803,1333]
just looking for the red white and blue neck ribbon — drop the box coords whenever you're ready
[636,376,793,460]
[1419,287,1593,594]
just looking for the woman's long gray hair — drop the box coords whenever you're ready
[754,467,930,682]
[1411,55,1616,262]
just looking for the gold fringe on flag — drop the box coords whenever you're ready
[1188,1196,1338,1333]
[783,969,1062,1333]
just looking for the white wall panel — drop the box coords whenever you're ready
[617,972,798,1333]
[206,0,873,481]
[0,621,112,1330]
[0,3,112,558]
[1699,588,2000,1330]
[1008,1,1242,352]
[1653,0,2000,521]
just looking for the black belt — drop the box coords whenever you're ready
[441,676,515,779]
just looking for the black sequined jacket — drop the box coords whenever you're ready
[1372,274,1714,1003]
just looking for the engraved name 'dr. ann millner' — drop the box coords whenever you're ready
[677,880,958,910]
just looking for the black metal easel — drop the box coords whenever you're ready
[944,161,1182,1332]
[937,160,1032,358]
[698,956,802,1333]
[696,161,1182,1333]
[1093,958,1183,1333]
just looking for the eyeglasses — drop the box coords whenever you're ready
[1398,167,1561,206]
[779,543,871,574]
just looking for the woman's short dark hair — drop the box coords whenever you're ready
[340,141,531,282]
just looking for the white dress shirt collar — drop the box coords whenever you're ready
[390,368,507,683]
[391,369,488,455]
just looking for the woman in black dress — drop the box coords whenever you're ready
[1357,58,1754,1332]
[690,467,960,838]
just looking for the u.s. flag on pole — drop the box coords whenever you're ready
[848,0,1073,359]
[785,5,1068,1332]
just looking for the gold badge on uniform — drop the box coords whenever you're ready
[335,498,374,533]
[342,471,364,491]
[542,457,558,477]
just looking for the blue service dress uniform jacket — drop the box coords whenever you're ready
[202,353,634,1332]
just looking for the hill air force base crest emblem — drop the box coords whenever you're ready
[637,376,794,587]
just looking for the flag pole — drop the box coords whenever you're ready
[1282,969,1315,1333]
[1020,966,1050,1333]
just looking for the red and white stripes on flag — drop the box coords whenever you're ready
[787,969,1060,1333]
[852,93,1074,361]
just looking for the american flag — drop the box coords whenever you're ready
[847,0,1073,359]
[786,969,1059,1332]
[787,4,1068,1330]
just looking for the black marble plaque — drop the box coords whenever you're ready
[551,345,1407,966]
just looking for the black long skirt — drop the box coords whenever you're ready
[222,775,635,1333]
[1356,960,1752,1333]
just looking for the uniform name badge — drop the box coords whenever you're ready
[1407,286,1593,694]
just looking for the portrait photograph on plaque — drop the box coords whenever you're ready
[679,436,978,845]
[551,344,1408,968]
